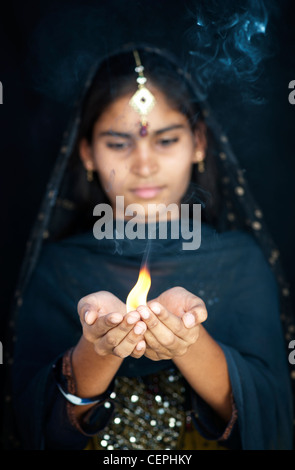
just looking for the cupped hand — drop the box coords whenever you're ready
[136,286,207,361]
[77,291,147,359]
[155,286,207,324]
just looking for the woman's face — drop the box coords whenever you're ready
[80,86,205,220]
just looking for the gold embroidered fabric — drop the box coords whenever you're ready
[94,369,186,450]
[85,368,227,451]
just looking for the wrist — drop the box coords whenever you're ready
[53,353,116,406]
[173,324,205,364]
[72,336,123,398]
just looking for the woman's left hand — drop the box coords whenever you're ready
[137,286,207,361]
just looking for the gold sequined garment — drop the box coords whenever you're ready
[95,368,187,450]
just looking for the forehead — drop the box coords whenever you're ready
[93,87,190,134]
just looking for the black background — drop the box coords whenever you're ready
[0,0,294,445]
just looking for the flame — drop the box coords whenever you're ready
[126,265,151,313]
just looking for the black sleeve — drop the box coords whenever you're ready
[189,389,242,449]
[44,355,115,450]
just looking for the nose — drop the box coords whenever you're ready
[130,142,159,177]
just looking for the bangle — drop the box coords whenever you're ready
[52,358,115,406]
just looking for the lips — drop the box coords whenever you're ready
[130,186,165,199]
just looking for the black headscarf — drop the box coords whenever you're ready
[2,44,295,450]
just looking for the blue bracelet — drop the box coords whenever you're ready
[52,359,115,406]
[55,381,113,406]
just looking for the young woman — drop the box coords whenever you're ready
[7,45,294,450]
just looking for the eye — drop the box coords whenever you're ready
[106,141,130,150]
[157,137,179,147]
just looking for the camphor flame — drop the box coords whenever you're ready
[126,264,151,313]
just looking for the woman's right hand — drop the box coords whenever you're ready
[77,291,147,359]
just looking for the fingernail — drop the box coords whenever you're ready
[138,306,150,319]
[110,313,123,324]
[150,303,161,315]
[183,312,195,328]
[136,340,145,351]
[127,314,139,325]
[134,324,144,335]
[84,311,96,325]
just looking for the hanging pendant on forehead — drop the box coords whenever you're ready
[139,121,148,137]
[129,50,156,137]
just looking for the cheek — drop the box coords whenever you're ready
[95,156,129,196]
[168,161,194,201]
[167,156,193,185]
[98,167,120,195]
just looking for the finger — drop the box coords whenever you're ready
[137,305,182,349]
[145,302,194,341]
[100,311,141,341]
[154,287,207,324]
[112,321,147,358]
[83,310,139,345]
[78,300,100,326]
[84,310,99,326]
[84,309,123,326]
[82,311,121,344]
[182,312,197,328]
[182,303,207,327]
[147,301,184,332]
[144,329,171,355]
[130,340,146,359]
[140,303,199,350]
[150,295,207,328]
[77,291,126,323]
[149,299,206,333]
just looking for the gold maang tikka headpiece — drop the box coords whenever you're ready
[129,50,156,137]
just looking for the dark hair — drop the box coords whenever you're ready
[78,47,202,143]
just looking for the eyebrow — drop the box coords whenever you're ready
[98,130,131,139]
[98,124,185,139]
[154,124,185,135]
